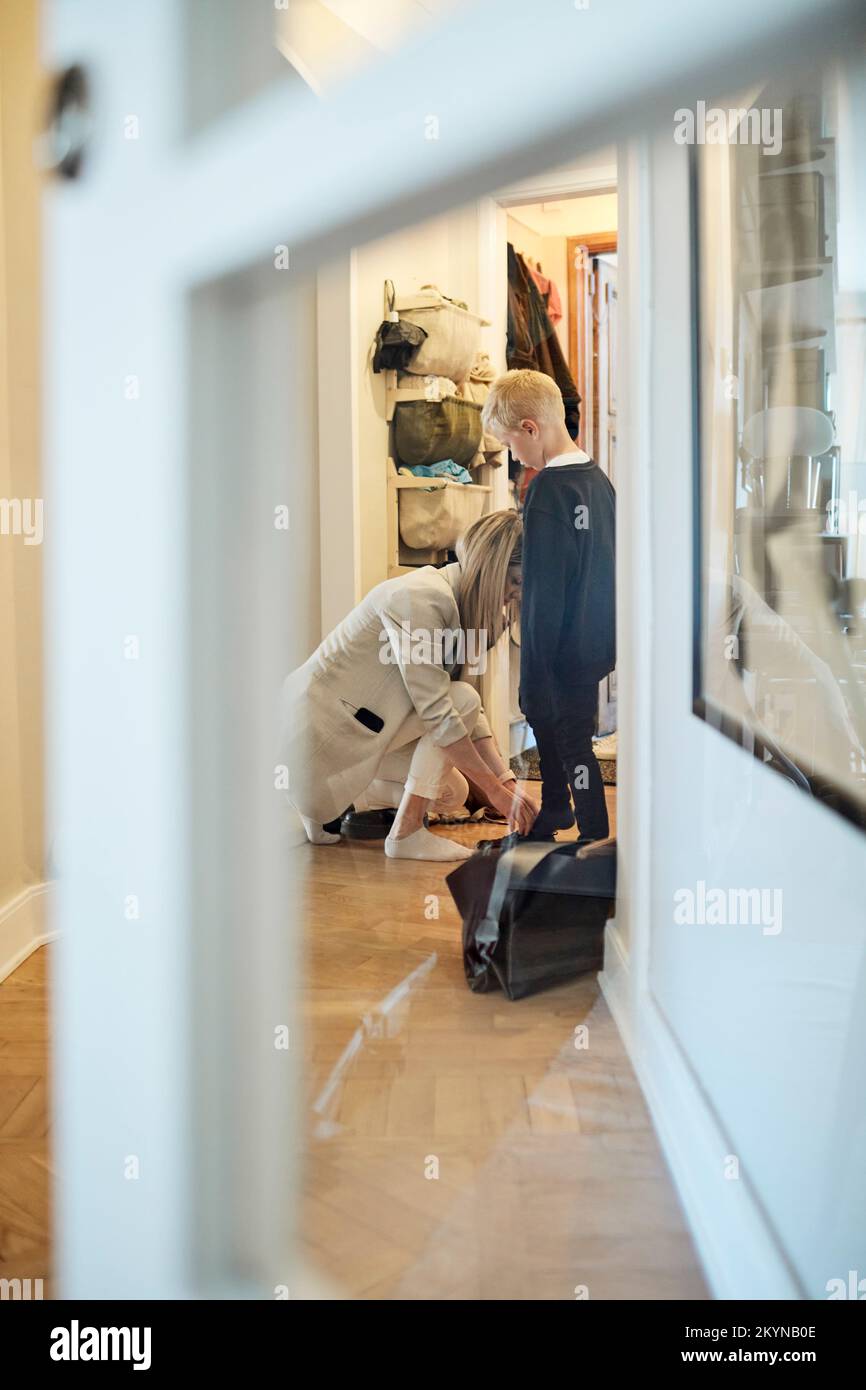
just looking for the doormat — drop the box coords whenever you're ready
[593,732,618,785]
[510,731,618,786]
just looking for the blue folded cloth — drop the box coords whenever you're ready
[404,459,473,484]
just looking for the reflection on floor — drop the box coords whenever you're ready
[300,786,709,1300]
[0,787,709,1301]
[0,947,53,1298]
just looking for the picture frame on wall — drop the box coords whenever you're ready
[689,78,866,834]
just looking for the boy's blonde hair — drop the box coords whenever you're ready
[480,368,565,437]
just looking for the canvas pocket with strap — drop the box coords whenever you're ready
[394,397,482,467]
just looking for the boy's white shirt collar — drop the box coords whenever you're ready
[545,447,592,468]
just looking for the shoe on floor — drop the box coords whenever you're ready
[341,807,397,840]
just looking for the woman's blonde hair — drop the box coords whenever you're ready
[480,368,565,437]
[455,510,523,653]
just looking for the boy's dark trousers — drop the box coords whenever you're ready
[529,683,609,842]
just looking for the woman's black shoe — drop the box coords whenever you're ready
[340,808,397,840]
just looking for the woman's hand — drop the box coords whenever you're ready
[488,779,538,835]
[443,735,538,835]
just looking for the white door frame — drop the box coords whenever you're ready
[46,0,865,1299]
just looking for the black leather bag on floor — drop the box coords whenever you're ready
[446,838,616,1001]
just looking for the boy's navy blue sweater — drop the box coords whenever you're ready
[519,458,616,722]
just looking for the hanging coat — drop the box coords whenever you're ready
[506,243,580,440]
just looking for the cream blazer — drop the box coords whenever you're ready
[280,562,492,823]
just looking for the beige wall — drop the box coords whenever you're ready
[354,204,485,594]
[0,0,45,903]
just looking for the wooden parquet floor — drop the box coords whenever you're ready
[0,947,53,1298]
[298,788,709,1299]
[0,787,709,1300]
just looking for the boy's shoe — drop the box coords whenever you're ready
[474,830,522,854]
[530,805,575,840]
[575,835,602,852]
[474,807,575,853]
[473,825,562,854]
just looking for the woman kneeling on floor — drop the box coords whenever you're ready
[280,511,537,861]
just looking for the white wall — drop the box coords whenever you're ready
[280,272,322,665]
[622,130,866,1298]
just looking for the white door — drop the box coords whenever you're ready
[45,0,302,1299]
[594,257,617,482]
[45,0,857,1300]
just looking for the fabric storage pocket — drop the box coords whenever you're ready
[394,398,482,468]
[398,478,488,551]
[396,372,457,399]
[399,293,483,382]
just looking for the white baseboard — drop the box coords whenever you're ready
[599,922,800,1301]
[0,882,58,985]
[600,916,632,1048]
